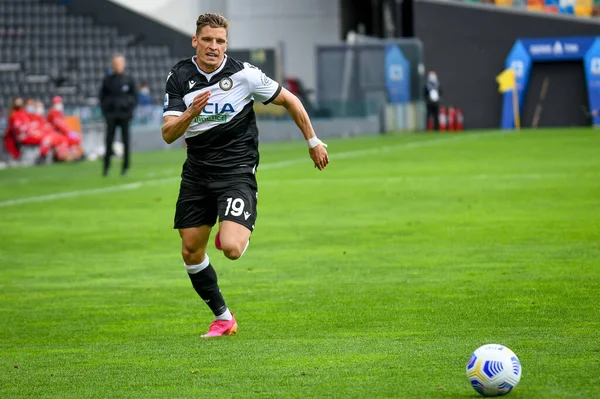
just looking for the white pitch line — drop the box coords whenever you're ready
[0,133,488,208]
[0,183,142,207]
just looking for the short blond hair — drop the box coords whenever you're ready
[196,13,229,35]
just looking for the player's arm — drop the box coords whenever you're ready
[271,88,315,141]
[161,68,211,144]
[162,114,194,144]
[271,88,329,171]
[162,91,211,144]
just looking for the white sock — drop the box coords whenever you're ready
[240,239,250,257]
[216,308,232,321]
[185,254,210,274]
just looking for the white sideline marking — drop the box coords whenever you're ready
[0,134,487,208]
[0,183,142,207]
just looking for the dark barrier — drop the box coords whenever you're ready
[414,0,600,129]
[316,37,424,118]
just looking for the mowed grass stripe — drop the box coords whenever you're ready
[0,128,599,398]
[0,132,490,207]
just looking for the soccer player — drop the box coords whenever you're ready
[31,100,71,162]
[4,97,28,159]
[161,13,329,337]
[47,96,85,160]
[14,98,66,163]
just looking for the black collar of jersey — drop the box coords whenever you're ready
[191,55,227,80]
[189,55,243,84]
[169,55,245,98]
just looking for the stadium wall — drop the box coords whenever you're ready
[107,0,341,98]
[80,118,380,157]
[414,0,600,129]
[107,0,225,39]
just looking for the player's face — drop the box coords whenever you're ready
[193,26,227,72]
[13,97,23,109]
[24,99,36,113]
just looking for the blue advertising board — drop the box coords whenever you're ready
[384,44,411,104]
[519,37,596,61]
[501,36,600,128]
[583,39,600,127]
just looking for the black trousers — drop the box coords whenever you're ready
[426,103,440,131]
[104,117,131,174]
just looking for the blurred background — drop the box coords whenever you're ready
[1,0,599,167]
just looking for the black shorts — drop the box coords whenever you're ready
[174,166,258,231]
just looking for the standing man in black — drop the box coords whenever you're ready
[99,54,137,176]
[424,71,442,131]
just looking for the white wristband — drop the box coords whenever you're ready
[307,136,327,149]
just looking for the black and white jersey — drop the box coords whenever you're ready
[163,55,281,172]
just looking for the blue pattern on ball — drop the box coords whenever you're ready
[470,379,485,395]
[498,381,514,395]
[511,356,521,375]
[483,360,504,378]
[467,354,477,369]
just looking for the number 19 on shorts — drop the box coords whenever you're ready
[224,197,245,217]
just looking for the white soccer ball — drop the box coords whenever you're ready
[466,344,522,397]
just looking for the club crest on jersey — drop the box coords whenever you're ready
[219,77,233,91]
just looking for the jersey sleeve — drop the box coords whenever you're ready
[163,70,186,117]
[244,63,282,105]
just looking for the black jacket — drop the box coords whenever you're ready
[424,82,442,106]
[99,73,137,119]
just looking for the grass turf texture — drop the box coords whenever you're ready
[0,128,599,398]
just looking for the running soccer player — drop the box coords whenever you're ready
[161,13,329,338]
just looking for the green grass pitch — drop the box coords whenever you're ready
[0,128,599,398]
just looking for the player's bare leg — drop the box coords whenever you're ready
[179,226,237,337]
[180,226,211,265]
[215,220,251,260]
